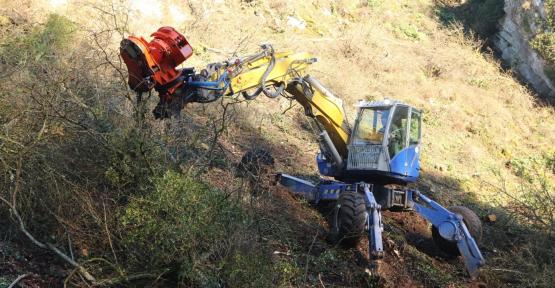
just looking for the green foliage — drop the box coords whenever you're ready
[510,152,554,182]
[119,171,275,287]
[546,150,555,174]
[223,250,276,288]
[120,171,241,265]
[105,128,165,193]
[309,250,339,274]
[393,23,424,40]
[531,33,555,65]
[366,0,383,8]
[469,77,491,89]
[545,0,555,30]
[0,277,11,287]
[528,1,555,78]
[32,14,75,56]
[489,152,555,287]
[273,259,300,286]
[506,152,555,232]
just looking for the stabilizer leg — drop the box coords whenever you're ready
[277,173,345,203]
[410,191,485,279]
[361,184,384,261]
[276,173,317,201]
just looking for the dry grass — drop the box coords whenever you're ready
[1,0,554,286]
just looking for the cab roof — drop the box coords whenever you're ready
[356,98,408,108]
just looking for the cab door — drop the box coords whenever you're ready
[406,109,421,179]
[387,105,409,176]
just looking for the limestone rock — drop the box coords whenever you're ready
[494,0,555,99]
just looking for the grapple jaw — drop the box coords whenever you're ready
[120,27,193,97]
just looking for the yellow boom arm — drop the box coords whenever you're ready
[207,48,350,157]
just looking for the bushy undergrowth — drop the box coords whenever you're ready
[105,128,166,194]
[507,152,555,233]
[531,33,555,65]
[485,152,555,287]
[530,0,555,81]
[119,171,276,287]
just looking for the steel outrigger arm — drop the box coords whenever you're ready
[410,191,485,279]
[276,173,485,278]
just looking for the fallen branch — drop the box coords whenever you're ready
[46,243,96,282]
[8,273,29,288]
[318,273,326,288]
[0,195,97,284]
[94,273,159,287]
[489,268,524,274]
[0,197,45,249]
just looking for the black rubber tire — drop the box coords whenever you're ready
[328,191,366,247]
[432,206,482,257]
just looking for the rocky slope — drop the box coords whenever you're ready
[495,0,555,99]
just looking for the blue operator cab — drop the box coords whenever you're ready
[339,99,422,185]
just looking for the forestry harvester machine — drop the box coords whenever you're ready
[120,27,485,278]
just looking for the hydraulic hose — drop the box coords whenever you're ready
[241,87,264,100]
[242,45,285,100]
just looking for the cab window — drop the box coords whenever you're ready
[409,110,421,146]
[352,107,390,145]
[388,106,409,158]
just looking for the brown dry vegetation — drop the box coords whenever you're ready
[0,0,554,287]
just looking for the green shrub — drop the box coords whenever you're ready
[405,246,455,287]
[119,171,241,265]
[507,153,555,232]
[490,152,555,287]
[531,33,555,65]
[119,171,275,287]
[365,0,383,8]
[223,249,277,288]
[529,1,555,79]
[105,128,165,194]
[393,23,424,40]
[545,0,555,29]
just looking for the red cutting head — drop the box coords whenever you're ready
[120,27,193,97]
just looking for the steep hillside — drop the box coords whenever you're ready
[0,0,554,287]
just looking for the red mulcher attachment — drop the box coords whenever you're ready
[120,27,193,100]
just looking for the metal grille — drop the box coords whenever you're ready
[347,144,382,170]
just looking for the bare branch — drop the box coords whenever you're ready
[103,200,118,265]
[0,196,46,249]
[8,273,29,288]
[46,243,96,283]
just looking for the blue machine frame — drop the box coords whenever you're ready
[277,173,485,279]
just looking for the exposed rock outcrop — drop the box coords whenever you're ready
[494,0,555,99]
